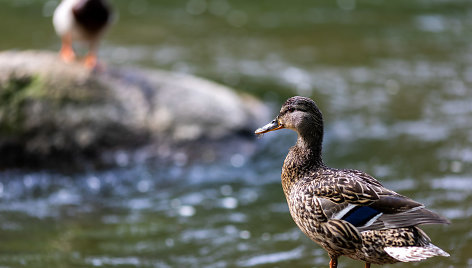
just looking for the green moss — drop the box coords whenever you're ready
[0,74,45,134]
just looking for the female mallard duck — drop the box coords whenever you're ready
[53,0,112,69]
[255,96,450,268]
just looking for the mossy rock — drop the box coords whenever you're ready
[0,50,269,168]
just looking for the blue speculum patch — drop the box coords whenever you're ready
[342,206,380,227]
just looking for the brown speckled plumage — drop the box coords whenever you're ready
[255,96,450,267]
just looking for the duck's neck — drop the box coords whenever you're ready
[281,133,324,194]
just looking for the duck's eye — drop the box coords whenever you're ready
[288,107,295,113]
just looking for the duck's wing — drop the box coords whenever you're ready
[310,168,385,205]
[309,168,450,232]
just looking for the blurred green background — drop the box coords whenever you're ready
[0,0,471,267]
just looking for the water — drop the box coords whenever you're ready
[1,0,472,267]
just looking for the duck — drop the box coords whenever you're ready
[255,96,450,268]
[53,0,112,69]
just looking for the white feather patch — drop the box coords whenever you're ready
[384,244,450,262]
[360,212,383,228]
[332,204,356,220]
[53,0,78,35]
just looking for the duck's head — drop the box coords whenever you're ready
[255,96,324,145]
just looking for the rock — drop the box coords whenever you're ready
[0,50,269,168]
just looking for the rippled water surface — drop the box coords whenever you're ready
[1,0,472,267]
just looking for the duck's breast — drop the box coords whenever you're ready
[53,0,80,36]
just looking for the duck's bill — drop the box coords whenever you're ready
[254,119,284,135]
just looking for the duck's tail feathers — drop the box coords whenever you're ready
[384,244,450,262]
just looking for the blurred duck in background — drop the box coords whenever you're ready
[53,0,112,69]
